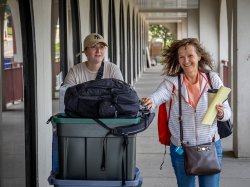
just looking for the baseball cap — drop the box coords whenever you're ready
[75,33,108,57]
[84,33,108,49]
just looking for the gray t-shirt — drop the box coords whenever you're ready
[63,61,124,86]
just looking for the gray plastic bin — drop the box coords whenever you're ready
[52,116,140,181]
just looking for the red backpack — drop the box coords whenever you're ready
[157,86,175,145]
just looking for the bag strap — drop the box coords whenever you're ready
[95,61,104,80]
[159,85,175,170]
[167,85,175,127]
[178,74,184,143]
[93,112,155,136]
[93,112,154,185]
[178,74,216,143]
[206,71,213,89]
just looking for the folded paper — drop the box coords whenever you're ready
[202,86,231,125]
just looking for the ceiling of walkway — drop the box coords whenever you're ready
[135,0,199,23]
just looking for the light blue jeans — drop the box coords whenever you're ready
[170,140,222,187]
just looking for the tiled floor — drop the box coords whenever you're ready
[0,99,59,187]
[1,102,25,187]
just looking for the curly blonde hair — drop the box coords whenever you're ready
[161,38,214,76]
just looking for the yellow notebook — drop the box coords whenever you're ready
[202,86,231,125]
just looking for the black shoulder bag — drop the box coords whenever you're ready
[206,72,233,139]
[178,75,221,176]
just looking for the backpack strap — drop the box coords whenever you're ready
[93,112,155,136]
[159,84,175,170]
[158,84,176,145]
[93,112,155,185]
[95,61,104,80]
[167,85,175,127]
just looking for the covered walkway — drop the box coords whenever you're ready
[1,65,250,187]
[1,0,250,186]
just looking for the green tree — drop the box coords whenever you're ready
[149,24,174,47]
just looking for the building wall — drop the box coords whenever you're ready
[187,9,199,39]
[164,23,177,38]
[233,0,250,157]
[181,18,188,38]
[177,22,183,39]
[199,0,220,71]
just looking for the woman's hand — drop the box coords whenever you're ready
[216,104,224,120]
[141,97,153,109]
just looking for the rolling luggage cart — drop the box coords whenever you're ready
[47,113,154,186]
[48,167,142,187]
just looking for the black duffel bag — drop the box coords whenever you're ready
[64,78,141,118]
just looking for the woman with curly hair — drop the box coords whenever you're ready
[143,38,231,187]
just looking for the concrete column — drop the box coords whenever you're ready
[67,0,74,68]
[134,8,138,82]
[0,0,5,137]
[102,0,109,62]
[114,0,121,68]
[123,0,128,82]
[1,1,7,111]
[219,0,229,77]
[181,18,187,38]
[8,0,23,63]
[233,0,250,158]
[33,0,53,186]
[219,0,229,61]
[226,0,234,110]
[199,0,220,71]
[177,21,187,40]
[177,22,182,39]
[187,9,199,39]
[79,0,90,62]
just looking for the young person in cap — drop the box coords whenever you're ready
[64,33,123,85]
